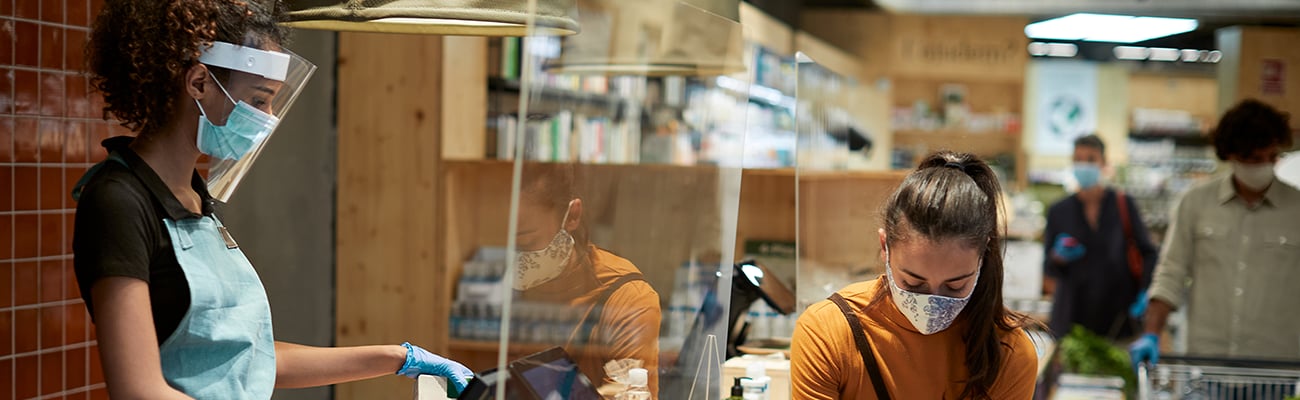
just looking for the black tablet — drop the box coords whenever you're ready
[459,368,527,400]
[508,347,603,400]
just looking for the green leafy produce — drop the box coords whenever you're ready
[1059,325,1138,395]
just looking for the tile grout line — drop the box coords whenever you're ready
[36,383,105,400]
[6,64,90,76]
[11,3,17,400]
[0,340,96,362]
[34,11,42,396]
[60,4,68,391]
[0,15,92,32]
[0,163,99,168]
[1,298,84,313]
[2,254,75,263]
[0,210,79,216]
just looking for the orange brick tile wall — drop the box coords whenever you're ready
[3,1,126,399]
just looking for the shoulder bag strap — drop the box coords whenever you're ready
[828,293,891,400]
[1114,191,1144,283]
[570,273,646,348]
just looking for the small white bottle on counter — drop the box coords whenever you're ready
[741,362,770,400]
[617,368,651,400]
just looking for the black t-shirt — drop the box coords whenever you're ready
[72,136,217,344]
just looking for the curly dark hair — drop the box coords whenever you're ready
[1212,99,1294,161]
[87,0,290,134]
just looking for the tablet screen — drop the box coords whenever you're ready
[512,348,602,400]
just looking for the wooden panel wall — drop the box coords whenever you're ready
[886,15,1029,83]
[1217,26,1300,119]
[336,32,445,400]
[798,171,906,273]
[798,11,893,79]
[441,37,490,160]
[740,2,793,55]
[793,31,861,79]
[802,11,1028,83]
[1128,73,1219,124]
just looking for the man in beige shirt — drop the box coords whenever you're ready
[1131,99,1300,363]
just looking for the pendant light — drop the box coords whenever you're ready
[284,0,580,36]
[542,0,746,76]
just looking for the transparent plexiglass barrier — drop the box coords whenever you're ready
[793,53,873,317]
[455,1,753,399]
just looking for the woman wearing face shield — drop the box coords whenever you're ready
[790,151,1040,399]
[72,1,472,398]
[512,163,662,397]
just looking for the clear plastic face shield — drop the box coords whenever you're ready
[197,41,316,202]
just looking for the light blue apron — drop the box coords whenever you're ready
[74,154,276,398]
[158,215,276,398]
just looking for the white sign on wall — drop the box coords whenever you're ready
[1033,60,1099,156]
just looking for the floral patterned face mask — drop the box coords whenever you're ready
[513,202,576,291]
[884,243,980,335]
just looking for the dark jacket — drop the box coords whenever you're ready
[1043,189,1160,339]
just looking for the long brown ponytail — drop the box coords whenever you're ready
[879,151,1033,399]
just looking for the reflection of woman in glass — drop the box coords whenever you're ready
[514,164,662,396]
[791,152,1039,399]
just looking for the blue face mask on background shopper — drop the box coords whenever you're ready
[1072,163,1102,189]
[884,244,980,335]
[195,72,280,161]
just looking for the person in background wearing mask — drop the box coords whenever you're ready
[791,151,1040,399]
[513,163,662,397]
[1131,99,1300,366]
[1042,135,1159,340]
[73,1,471,398]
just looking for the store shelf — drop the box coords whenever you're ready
[714,76,796,110]
[892,130,1020,157]
[1129,131,1211,147]
[489,77,629,109]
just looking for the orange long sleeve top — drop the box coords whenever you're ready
[520,247,662,396]
[791,277,1039,399]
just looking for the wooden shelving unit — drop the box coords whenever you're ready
[892,130,1021,158]
[889,75,1027,189]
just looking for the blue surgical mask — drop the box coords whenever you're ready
[195,72,279,160]
[1072,163,1102,189]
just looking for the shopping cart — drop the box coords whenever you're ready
[1138,355,1300,399]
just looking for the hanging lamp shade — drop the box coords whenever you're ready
[283,0,580,36]
[542,0,746,76]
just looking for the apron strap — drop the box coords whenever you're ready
[828,292,892,400]
[71,152,130,202]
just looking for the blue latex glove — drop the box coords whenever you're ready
[1129,290,1149,318]
[397,342,473,397]
[1051,233,1086,263]
[1129,333,1160,368]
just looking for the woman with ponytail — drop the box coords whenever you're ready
[791,151,1040,399]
